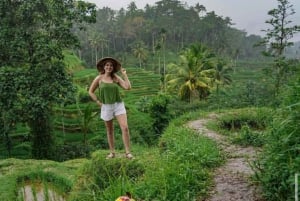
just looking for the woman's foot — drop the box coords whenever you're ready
[106,152,115,159]
[125,153,134,159]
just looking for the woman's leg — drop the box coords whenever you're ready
[116,113,131,154]
[104,120,115,154]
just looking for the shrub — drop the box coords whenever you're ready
[231,124,265,147]
[88,135,108,150]
[253,75,300,201]
[128,110,156,146]
[53,143,91,162]
[77,86,91,103]
[216,107,271,132]
[148,93,172,135]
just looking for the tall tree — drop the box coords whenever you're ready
[199,11,233,55]
[213,60,232,91]
[88,32,108,65]
[159,28,167,91]
[74,0,264,65]
[131,41,148,68]
[0,0,96,159]
[213,59,233,110]
[259,0,300,95]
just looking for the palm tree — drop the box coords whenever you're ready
[80,104,97,145]
[131,41,148,68]
[166,44,216,102]
[88,33,108,65]
[213,59,232,92]
[213,59,233,110]
[159,29,167,91]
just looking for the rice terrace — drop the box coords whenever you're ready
[0,0,299,200]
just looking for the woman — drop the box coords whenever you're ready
[89,57,133,159]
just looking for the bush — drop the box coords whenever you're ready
[216,107,271,132]
[253,75,300,201]
[128,109,156,146]
[53,143,90,161]
[77,86,91,103]
[231,125,265,147]
[148,93,172,135]
[88,135,108,150]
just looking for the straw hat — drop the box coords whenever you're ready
[115,192,135,201]
[96,57,121,73]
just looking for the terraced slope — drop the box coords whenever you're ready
[54,67,161,134]
[0,67,161,158]
[72,67,161,102]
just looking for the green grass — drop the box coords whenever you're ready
[65,111,223,200]
[0,109,224,201]
[206,107,273,147]
[63,50,85,73]
[0,158,86,201]
[231,61,273,86]
[1,54,287,200]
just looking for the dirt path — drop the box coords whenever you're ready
[188,114,263,201]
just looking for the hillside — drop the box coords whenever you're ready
[72,67,161,103]
[0,54,161,160]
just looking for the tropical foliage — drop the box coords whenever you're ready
[166,44,228,101]
[0,0,300,200]
[0,0,96,158]
[74,0,266,67]
[258,0,300,95]
[253,72,300,201]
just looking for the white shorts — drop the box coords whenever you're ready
[100,102,126,121]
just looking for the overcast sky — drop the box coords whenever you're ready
[85,0,300,41]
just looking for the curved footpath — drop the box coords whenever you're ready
[188,114,264,201]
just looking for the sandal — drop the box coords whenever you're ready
[125,153,134,159]
[106,153,115,159]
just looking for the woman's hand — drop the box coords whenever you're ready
[118,67,131,89]
[96,100,102,107]
[121,67,127,76]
